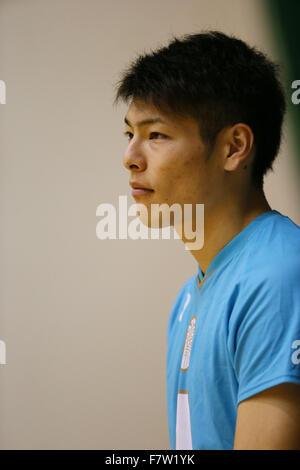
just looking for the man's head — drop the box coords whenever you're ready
[114,31,286,224]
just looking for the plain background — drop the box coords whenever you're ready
[0,0,299,449]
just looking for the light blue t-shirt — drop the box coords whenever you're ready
[166,210,300,450]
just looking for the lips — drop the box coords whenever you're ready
[130,181,154,191]
[131,188,153,196]
[130,181,154,196]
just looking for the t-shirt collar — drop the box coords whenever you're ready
[197,209,280,282]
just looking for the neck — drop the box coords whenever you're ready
[176,186,272,275]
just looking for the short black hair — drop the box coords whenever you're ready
[113,31,286,189]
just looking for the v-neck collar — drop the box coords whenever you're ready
[197,209,280,284]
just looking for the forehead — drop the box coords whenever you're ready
[125,98,199,133]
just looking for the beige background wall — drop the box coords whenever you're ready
[0,0,299,449]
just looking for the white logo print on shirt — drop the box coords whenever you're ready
[181,315,196,371]
[178,293,191,322]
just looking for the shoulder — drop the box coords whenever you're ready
[239,211,300,288]
[228,212,300,333]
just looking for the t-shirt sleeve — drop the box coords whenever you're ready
[227,258,300,405]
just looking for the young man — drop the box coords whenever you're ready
[114,31,300,450]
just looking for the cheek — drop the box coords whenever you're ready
[171,153,206,188]
[151,142,209,197]
[161,163,206,204]
[156,144,201,176]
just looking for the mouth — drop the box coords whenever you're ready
[130,181,154,197]
[131,188,154,196]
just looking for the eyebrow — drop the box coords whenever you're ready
[124,116,167,127]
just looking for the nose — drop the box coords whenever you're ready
[123,140,147,171]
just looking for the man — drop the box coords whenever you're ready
[114,31,300,450]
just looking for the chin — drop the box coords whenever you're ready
[137,203,176,229]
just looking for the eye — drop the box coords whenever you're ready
[149,132,167,139]
[123,131,167,140]
[123,131,133,140]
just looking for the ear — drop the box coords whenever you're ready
[223,123,254,172]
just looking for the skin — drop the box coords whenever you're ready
[234,383,300,450]
[122,97,300,449]
[123,98,271,271]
